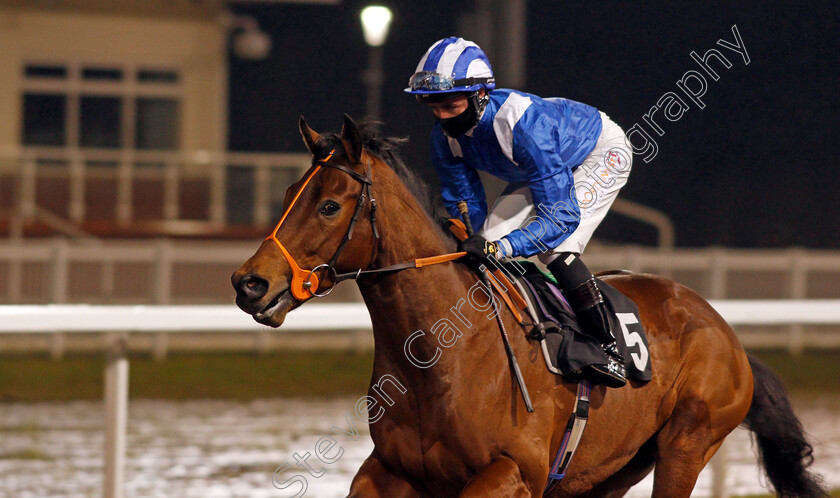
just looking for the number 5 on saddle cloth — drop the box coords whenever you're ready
[513,262,652,382]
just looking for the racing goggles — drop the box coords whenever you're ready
[407,71,494,92]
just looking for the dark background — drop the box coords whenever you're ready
[228,0,839,248]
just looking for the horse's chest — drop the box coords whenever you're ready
[372,408,491,487]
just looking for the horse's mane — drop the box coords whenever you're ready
[315,121,438,220]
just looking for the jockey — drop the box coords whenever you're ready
[406,37,633,388]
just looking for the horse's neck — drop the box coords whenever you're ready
[356,171,478,377]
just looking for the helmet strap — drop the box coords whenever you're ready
[440,90,487,138]
[473,90,489,115]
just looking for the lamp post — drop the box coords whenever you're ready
[360,6,392,121]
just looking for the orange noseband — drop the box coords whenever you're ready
[264,151,333,301]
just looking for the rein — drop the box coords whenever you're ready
[268,147,534,413]
[265,150,466,301]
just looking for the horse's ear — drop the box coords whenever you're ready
[340,113,363,164]
[298,116,320,155]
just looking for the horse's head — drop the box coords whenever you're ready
[231,115,380,327]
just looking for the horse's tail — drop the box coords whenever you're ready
[740,355,827,497]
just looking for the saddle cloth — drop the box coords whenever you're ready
[509,262,652,382]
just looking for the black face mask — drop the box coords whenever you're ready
[440,92,488,138]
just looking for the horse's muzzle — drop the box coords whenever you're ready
[231,271,270,313]
[231,270,297,326]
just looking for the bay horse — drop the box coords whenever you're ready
[232,115,825,497]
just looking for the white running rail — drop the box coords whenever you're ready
[2,300,840,333]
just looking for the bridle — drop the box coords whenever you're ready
[267,149,465,301]
[266,149,379,301]
[265,146,533,411]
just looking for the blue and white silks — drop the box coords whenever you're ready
[430,89,603,258]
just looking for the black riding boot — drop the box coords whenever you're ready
[547,253,627,388]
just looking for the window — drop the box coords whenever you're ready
[25,65,67,79]
[136,98,179,150]
[22,94,66,146]
[21,63,182,150]
[80,96,122,148]
[137,69,178,84]
[81,67,123,81]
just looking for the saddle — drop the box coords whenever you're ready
[510,262,652,382]
[446,219,652,383]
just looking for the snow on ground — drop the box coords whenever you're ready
[0,396,836,497]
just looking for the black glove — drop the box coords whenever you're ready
[458,234,499,262]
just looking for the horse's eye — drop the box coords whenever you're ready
[319,200,341,217]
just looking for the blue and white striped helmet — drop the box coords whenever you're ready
[405,37,495,95]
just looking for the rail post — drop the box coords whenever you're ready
[163,158,180,221]
[50,238,69,359]
[152,240,173,360]
[710,437,730,498]
[68,150,85,223]
[116,152,133,226]
[209,158,227,224]
[789,249,807,356]
[103,331,129,498]
[253,160,271,227]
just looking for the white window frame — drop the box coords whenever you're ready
[21,61,184,151]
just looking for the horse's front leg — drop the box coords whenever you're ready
[459,456,531,497]
[348,453,422,498]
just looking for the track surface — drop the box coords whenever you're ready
[0,397,836,497]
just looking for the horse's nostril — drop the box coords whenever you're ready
[239,274,269,300]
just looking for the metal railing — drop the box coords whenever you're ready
[1,146,683,255]
[0,146,310,228]
[4,240,840,304]
[2,239,840,357]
